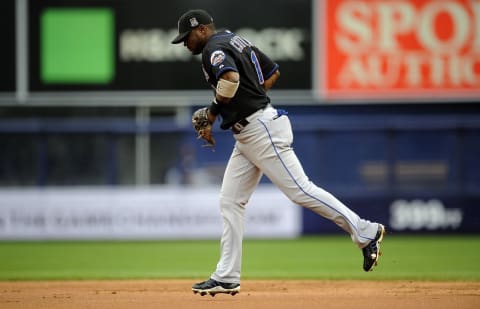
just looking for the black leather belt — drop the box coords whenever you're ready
[231,118,250,134]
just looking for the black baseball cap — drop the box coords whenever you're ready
[171,9,214,44]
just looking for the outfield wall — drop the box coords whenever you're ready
[1,104,480,239]
[0,185,479,240]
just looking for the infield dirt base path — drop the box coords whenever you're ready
[1,280,479,309]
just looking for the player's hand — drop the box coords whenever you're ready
[192,107,215,148]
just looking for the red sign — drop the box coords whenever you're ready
[318,0,480,100]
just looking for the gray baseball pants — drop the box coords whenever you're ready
[211,106,380,284]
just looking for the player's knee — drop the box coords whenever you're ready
[219,195,235,209]
[288,194,305,206]
[283,180,319,205]
[219,194,246,210]
[286,189,316,208]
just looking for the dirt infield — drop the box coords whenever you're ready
[1,280,479,309]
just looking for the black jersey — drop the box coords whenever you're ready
[201,30,279,130]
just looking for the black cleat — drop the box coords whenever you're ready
[362,224,385,272]
[192,278,240,296]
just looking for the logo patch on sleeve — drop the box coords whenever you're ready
[210,50,226,66]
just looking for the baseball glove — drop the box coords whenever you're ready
[192,107,215,148]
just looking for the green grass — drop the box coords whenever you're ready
[0,236,479,281]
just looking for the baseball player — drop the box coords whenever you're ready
[171,9,385,297]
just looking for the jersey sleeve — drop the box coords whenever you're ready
[206,49,238,82]
[252,46,279,80]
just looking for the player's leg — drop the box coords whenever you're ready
[239,115,380,248]
[193,146,262,295]
[211,146,262,283]
[250,115,385,271]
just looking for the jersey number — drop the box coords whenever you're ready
[250,51,264,85]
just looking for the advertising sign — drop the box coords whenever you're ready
[318,0,480,100]
[29,0,311,91]
[0,186,301,240]
[303,196,480,234]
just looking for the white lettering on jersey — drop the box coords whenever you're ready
[229,35,252,53]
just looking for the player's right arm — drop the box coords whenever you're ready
[207,70,239,123]
[215,71,240,103]
[263,69,280,91]
[251,46,279,91]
